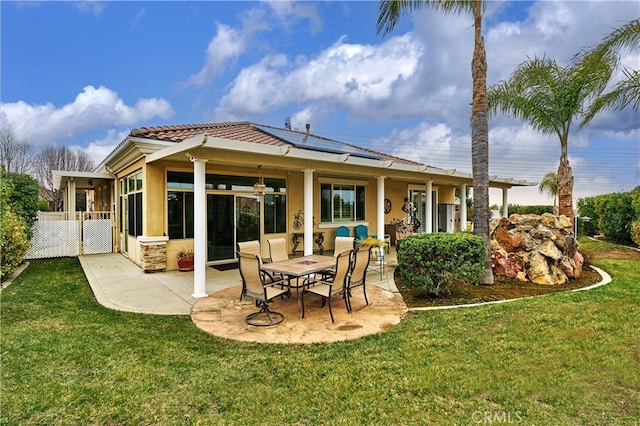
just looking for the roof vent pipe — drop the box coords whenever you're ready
[305,123,310,135]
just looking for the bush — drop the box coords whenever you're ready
[396,233,485,296]
[599,191,635,245]
[1,208,29,281]
[3,172,40,238]
[508,205,553,216]
[630,187,640,247]
[631,220,640,247]
[578,186,640,244]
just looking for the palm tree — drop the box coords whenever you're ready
[581,18,640,122]
[377,0,494,284]
[538,171,558,215]
[487,50,616,219]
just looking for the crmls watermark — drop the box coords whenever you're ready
[471,410,523,424]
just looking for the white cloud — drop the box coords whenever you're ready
[214,34,423,122]
[72,1,106,17]
[83,129,130,167]
[266,0,323,34]
[1,85,173,146]
[183,23,247,88]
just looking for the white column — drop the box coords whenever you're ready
[376,176,386,240]
[303,169,314,255]
[425,180,433,233]
[460,184,467,232]
[192,158,208,298]
[68,178,76,214]
[502,188,509,218]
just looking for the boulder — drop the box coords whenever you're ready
[490,213,583,286]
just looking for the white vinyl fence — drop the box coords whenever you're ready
[26,211,113,259]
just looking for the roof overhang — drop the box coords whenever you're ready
[105,132,537,190]
[53,171,114,191]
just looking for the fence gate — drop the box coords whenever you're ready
[26,212,114,259]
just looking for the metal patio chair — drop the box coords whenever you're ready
[345,244,371,313]
[302,250,352,323]
[237,251,288,326]
[267,237,289,263]
[237,240,277,300]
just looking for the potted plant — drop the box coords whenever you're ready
[176,247,194,271]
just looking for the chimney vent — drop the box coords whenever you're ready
[305,123,310,135]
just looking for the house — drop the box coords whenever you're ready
[53,121,534,297]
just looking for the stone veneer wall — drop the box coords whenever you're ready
[139,236,169,272]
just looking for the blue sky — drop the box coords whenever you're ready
[2,1,638,206]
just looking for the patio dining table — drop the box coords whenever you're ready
[261,254,336,319]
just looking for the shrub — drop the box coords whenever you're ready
[508,205,553,216]
[1,208,29,281]
[3,172,40,238]
[577,196,600,235]
[396,233,485,296]
[631,220,640,247]
[600,191,635,245]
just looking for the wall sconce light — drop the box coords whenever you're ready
[253,165,266,196]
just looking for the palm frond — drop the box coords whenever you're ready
[377,0,483,35]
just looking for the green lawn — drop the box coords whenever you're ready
[1,240,639,425]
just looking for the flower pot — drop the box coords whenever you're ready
[178,258,194,272]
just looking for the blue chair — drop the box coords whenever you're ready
[354,224,368,242]
[336,226,350,237]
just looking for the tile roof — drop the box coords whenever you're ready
[128,121,424,167]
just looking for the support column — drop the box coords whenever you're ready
[502,188,509,218]
[425,180,433,233]
[303,169,314,255]
[192,158,208,298]
[376,176,386,240]
[460,184,467,232]
[68,178,76,214]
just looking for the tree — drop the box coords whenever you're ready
[581,18,640,122]
[0,172,30,280]
[33,145,94,211]
[2,171,41,238]
[487,50,616,219]
[377,0,494,284]
[0,127,32,174]
[538,172,558,215]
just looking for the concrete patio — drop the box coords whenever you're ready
[79,249,408,343]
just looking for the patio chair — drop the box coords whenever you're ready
[345,244,371,313]
[237,240,276,299]
[334,236,355,257]
[354,224,368,243]
[267,238,289,263]
[301,250,352,323]
[336,226,350,237]
[237,251,289,326]
[320,236,354,280]
[237,240,261,258]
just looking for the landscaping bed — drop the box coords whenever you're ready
[397,238,640,308]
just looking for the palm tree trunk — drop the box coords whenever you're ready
[471,6,494,285]
[557,133,574,220]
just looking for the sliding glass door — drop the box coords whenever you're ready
[207,194,261,262]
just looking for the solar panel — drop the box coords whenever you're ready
[255,125,381,160]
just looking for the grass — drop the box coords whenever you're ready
[1,239,639,425]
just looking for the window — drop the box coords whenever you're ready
[168,191,194,239]
[320,183,365,222]
[122,172,143,237]
[166,171,287,237]
[264,193,286,234]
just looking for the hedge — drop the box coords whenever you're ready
[396,233,485,296]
